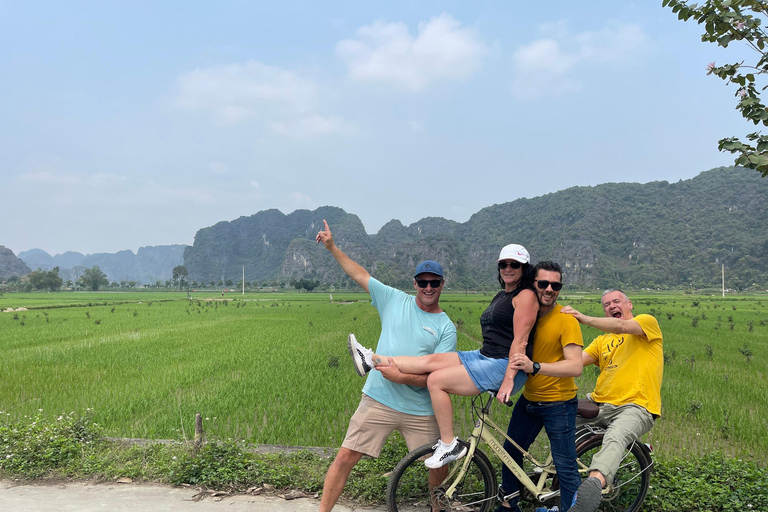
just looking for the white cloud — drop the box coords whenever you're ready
[511,39,579,99]
[174,61,318,124]
[511,22,646,100]
[142,181,217,205]
[574,24,646,63]
[13,165,218,212]
[91,173,128,185]
[409,120,425,133]
[289,192,317,210]
[336,12,487,92]
[209,162,229,175]
[18,171,127,186]
[250,181,260,188]
[269,115,355,137]
[173,61,352,139]
[18,170,79,184]
[537,20,570,40]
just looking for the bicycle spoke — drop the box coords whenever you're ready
[388,443,497,512]
[574,438,651,512]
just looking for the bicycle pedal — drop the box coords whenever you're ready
[497,487,520,502]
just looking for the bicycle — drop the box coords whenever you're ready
[386,392,653,512]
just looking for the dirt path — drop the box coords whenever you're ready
[0,480,386,512]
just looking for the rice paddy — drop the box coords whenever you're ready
[1,290,766,465]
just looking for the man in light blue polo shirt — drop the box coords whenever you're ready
[316,220,457,512]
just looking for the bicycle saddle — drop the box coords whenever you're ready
[577,398,599,419]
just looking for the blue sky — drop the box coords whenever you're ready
[0,1,754,255]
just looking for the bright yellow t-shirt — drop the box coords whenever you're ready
[523,303,584,402]
[584,314,664,417]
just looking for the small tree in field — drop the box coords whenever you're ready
[28,267,63,291]
[172,265,189,291]
[665,0,768,176]
[77,266,109,291]
[291,278,320,292]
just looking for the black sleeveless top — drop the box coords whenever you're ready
[479,287,536,359]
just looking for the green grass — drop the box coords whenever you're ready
[1,291,767,466]
[1,292,379,446]
[1,412,766,512]
[429,292,768,465]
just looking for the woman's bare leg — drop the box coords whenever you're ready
[426,365,481,443]
[372,351,461,375]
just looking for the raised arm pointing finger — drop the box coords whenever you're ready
[316,219,334,248]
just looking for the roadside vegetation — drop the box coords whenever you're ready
[1,411,765,512]
[1,291,766,510]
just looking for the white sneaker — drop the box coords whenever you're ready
[424,438,467,469]
[347,333,374,377]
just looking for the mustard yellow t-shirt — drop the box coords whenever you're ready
[523,303,584,402]
[584,314,664,417]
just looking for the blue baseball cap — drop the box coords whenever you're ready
[413,260,444,278]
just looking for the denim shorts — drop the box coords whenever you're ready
[458,349,528,394]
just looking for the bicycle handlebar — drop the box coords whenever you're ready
[486,390,516,407]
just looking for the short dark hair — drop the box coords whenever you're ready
[533,261,563,281]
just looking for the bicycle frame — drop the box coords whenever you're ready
[443,393,582,506]
[387,392,654,512]
[388,392,655,512]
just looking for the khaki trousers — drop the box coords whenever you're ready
[576,402,654,484]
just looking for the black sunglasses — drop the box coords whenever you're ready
[536,280,563,291]
[498,260,522,270]
[415,279,443,288]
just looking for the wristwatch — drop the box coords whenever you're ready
[531,362,541,375]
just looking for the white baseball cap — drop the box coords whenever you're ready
[497,244,530,264]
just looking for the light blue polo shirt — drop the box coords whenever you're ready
[362,277,457,416]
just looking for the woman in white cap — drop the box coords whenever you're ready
[347,243,538,468]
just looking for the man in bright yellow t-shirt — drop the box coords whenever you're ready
[561,289,663,512]
[495,261,584,512]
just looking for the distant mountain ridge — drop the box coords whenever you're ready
[184,166,768,290]
[0,246,31,278]
[18,249,90,271]
[16,245,186,284]
[5,167,768,290]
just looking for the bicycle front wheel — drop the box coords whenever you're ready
[386,442,497,512]
[574,435,652,512]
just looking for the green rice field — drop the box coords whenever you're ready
[1,290,766,465]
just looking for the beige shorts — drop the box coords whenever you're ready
[341,394,440,457]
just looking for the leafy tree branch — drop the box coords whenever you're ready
[665,0,768,175]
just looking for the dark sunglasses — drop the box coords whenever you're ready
[536,280,563,291]
[498,260,522,270]
[415,279,443,288]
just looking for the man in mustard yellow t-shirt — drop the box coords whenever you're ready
[495,261,584,512]
[561,289,663,512]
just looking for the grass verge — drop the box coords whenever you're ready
[1,413,766,511]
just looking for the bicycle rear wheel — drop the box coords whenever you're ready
[386,442,497,512]
[574,435,652,512]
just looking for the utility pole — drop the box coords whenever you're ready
[722,264,725,298]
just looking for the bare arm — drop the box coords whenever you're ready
[316,219,371,292]
[560,305,645,336]
[582,351,598,367]
[510,343,583,377]
[509,289,539,356]
[378,359,429,387]
[496,289,539,403]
